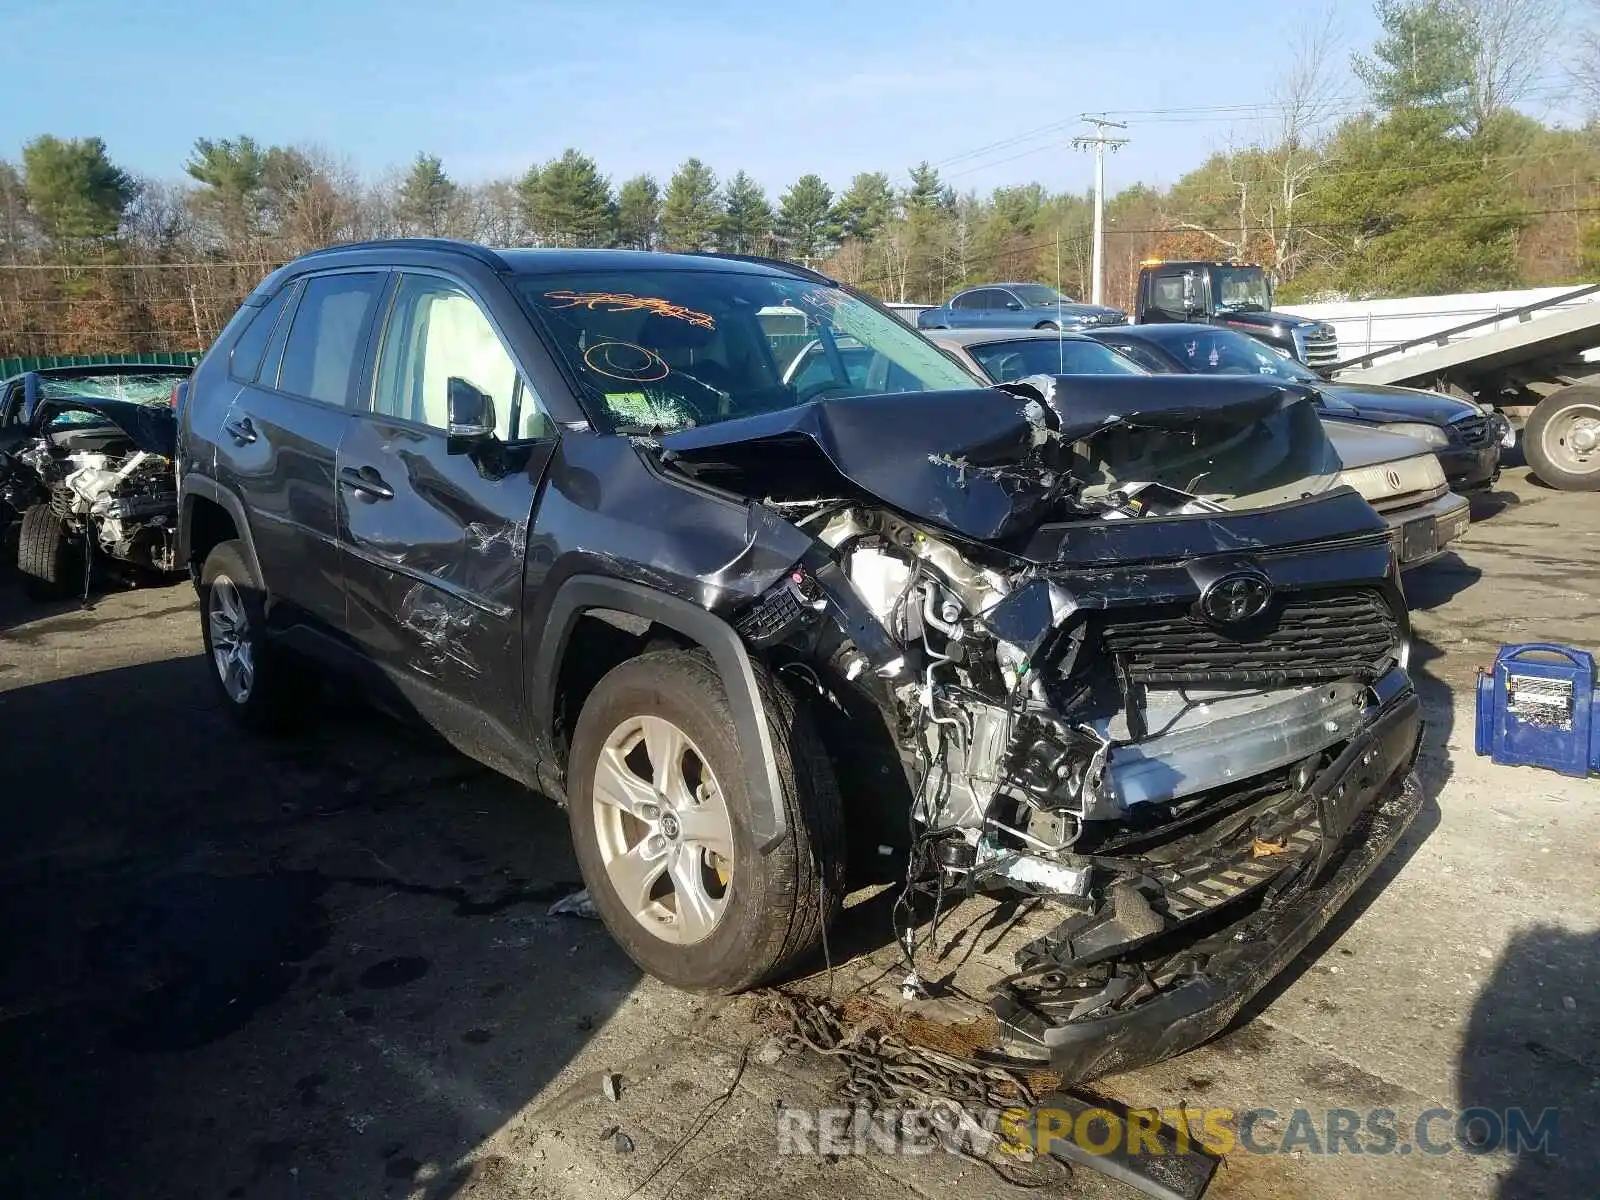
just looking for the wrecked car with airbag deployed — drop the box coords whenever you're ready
[180,247,1423,1084]
[1,366,184,599]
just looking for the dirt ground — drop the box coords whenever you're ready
[1,466,1596,1200]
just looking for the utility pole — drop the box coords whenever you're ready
[1072,116,1128,306]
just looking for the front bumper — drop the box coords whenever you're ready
[993,689,1424,1081]
[1439,441,1502,492]
[1387,490,1471,569]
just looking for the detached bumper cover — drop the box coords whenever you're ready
[994,691,1424,1082]
[1439,442,1501,491]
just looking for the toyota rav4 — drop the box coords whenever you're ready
[177,240,1424,1081]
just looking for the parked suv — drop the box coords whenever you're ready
[179,240,1423,1082]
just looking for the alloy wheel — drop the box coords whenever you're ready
[208,574,255,703]
[592,714,734,945]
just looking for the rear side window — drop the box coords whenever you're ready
[228,288,292,382]
[1107,340,1175,373]
[278,273,386,406]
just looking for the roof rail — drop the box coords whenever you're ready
[296,237,510,272]
[687,250,836,285]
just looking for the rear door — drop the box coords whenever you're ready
[217,270,387,629]
[337,271,558,771]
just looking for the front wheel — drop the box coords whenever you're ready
[1525,387,1600,490]
[566,649,844,993]
[1034,320,1060,331]
[199,540,311,732]
[16,503,79,600]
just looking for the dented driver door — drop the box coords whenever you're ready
[338,272,556,781]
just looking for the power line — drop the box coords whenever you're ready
[842,202,1600,293]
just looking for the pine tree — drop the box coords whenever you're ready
[659,158,721,251]
[775,174,839,262]
[836,171,896,241]
[717,171,773,253]
[22,135,135,244]
[616,174,661,249]
[397,153,458,237]
[519,149,615,247]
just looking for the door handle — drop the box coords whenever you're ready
[223,416,257,445]
[339,465,394,501]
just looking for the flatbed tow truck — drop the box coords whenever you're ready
[1330,283,1600,490]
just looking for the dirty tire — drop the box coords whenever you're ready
[567,649,844,993]
[17,503,79,600]
[1524,387,1600,490]
[199,539,309,733]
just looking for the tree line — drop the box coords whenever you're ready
[3,0,1598,356]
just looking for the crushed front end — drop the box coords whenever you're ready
[662,374,1425,1081]
[0,397,180,578]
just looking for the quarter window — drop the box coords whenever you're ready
[229,287,293,383]
[277,273,386,406]
[373,275,548,440]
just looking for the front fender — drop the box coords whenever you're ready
[532,574,789,854]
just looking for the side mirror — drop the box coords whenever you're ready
[446,377,496,455]
[1181,271,1199,315]
[1004,299,1023,311]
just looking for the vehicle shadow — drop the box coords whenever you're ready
[1467,487,1521,522]
[1458,925,1600,1197]
[0,654,637,1200]
[0,559,181,634]
[1404,554,1484,612]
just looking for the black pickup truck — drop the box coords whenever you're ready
[1133,259,1340,373]
[177,240,1423,1081]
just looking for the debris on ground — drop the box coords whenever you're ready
[761,991,1067,1188]
[602,1073,623,1102]
[549,888,600,919]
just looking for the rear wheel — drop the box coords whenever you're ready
[566,649,844,993]
[16,503,79,600]
[1525,387,1600,490]
[199,539,310,732]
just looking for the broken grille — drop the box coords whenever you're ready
[1452,415,1492,446]
[1101,588,1400,686]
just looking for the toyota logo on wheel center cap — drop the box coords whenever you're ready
[1199,570,1274,626]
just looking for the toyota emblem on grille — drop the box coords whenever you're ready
[1199,570,1274,626]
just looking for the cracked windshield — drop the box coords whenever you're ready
[519,272,977,431]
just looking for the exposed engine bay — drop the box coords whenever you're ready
[0,396,180,583]
[660,374,1422,1067]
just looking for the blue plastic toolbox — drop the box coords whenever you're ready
[1474,643,1600,777]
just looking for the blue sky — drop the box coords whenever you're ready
[0,0,1572,199]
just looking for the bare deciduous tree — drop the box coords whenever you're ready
[1267,7,1344,280]
[1569,0,1600,112]
[1454,0,1564,131]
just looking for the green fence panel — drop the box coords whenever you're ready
[0,351,202,378]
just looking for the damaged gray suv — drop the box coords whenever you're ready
[177,240,1423,1082]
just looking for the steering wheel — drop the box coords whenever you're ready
[795,379,855,405]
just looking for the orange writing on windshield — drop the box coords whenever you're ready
[544,290,716,331]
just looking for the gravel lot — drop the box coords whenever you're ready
[1,466,1596,1200]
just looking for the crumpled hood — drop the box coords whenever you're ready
[27,396,176,457]
[658,376,1317,543]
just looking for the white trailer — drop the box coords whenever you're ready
[1328,284,1600,490]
